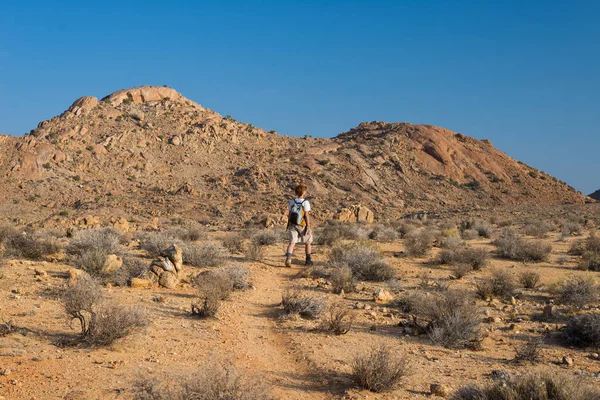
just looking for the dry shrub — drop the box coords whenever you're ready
[513,337,543,364]
[556,276,598,309]
[0,225,60,261]
[330,242,393,281]
[569,239,587,256]
[351,345,409,393]
[281,290,326,319]
[461,229,479,241]
[561,222,583,237]
[578,252,600,271]
[393,221,416,238]
[451,370,600,400]
[564,313,600,349]
[244,242,265,261]
[493,230,551,262]
[63,274,147,345]
[68,228,121,257]
[369,225,398,243]
[108,257,148,286]
[86,302,148,346]
[438,247,489,270]
[461,220,493,238]
[166,224,206,242]
[136,231,184,257]
[316,221,368,245]
[191,267,250,318]
[476,270,517,299]
[321,302,354,335]
[404,229,435,257]
[399,289,482,349]
[440,236,463,249]
[133,360,271,400]
[182,241,229,267]
[250,230,279,246]
[519,271,541,289]
[452,263,473,279]
[0,320,17,337]
[224,264,251,290]
[522,221,554,238]
[330,266,356,294]
[221,233,245,253]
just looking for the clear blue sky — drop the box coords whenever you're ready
[1,0,598,193]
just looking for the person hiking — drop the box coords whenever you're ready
[285,184,313,267]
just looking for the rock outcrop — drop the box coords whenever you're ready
[0,86,589,229]
[146,244,183,289]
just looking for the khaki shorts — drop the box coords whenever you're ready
[288,226,313,245]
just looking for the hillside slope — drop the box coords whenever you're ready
[0,86,588,228]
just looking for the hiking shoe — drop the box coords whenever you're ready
[285,258,292,268]
[305,259,314,266]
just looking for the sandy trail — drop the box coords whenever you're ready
[219,257,333,400]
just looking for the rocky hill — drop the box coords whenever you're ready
[590,190,600,201]
[0,86,588,229]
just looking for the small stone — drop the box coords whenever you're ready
[130,278,152,289]
[543,305,554,319]
[430,383,449,397]
[373,288,393,303]
[562,356,574,367]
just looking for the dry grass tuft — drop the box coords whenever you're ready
[351,345,409,393]
[281,290,326,319]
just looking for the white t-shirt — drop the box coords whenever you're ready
[288,198,311,213]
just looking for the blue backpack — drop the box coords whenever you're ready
[289,199,306,226]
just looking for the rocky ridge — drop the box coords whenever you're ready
[0,86,589,229]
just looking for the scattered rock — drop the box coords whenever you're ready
[130,278,152,289]
[562,356,574,367]
[373,288,393,303]
[102,254,123,273]
[430,383,449,397]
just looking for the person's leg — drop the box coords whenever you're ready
[285,229,296,267]
[304,242,313,266]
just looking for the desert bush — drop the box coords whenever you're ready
[191,270,235,318]
[564,313,600,349]
[440,236,463,249]
[329,241,392,281]
[321,302,354,335]
[221,233,245,253]
[451,370,600,400]
[223,264,251,290]
[166,224,206,242]
[244,242,265,261]
[76,248,110,276]
[518,271,542,289]
[63,274,147,345]
[562,222,583,237]
[2,232,60,260]
[182,241,229,267]
[136,231,184,257]
[369,225,398,242]
[351,345,409,393]
[522,221,554,238]
[281,290,326,319]
[493,229,551,262]
[133,360,271,400]
[109,257,148,286]
[400,289,482,348]
[569,240,587,256]
[556,276,598,309]
[452,263,473,279]
[461,229,479,241]
[557,255,569,265]
[330,266,356,294]
[393,221,416,238]
[68,227,121,257]
[0,320,17,337]
[513,337,543,364]
[316,221,368,245]
[461,220,493,238]
[404,230,435,257]
[438,247,488,270]
[475,270,517,299]
[250,230,279,246]
[86,302,148,346]
[577,252,600,271]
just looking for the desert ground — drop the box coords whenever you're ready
[2,204,600,399]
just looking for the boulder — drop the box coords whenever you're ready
[66,96,98,115]
[169,136,182,146]
[336,205,375,223]
[373,288,393,303]
[161,244,183,272]
[68,268,84,285]
[130,278,152,289]
[430,383,449,398]
[113,217,130,233]
[159,272,178,289]
[102,254,122,273]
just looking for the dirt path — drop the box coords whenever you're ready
[219,256,334,400]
